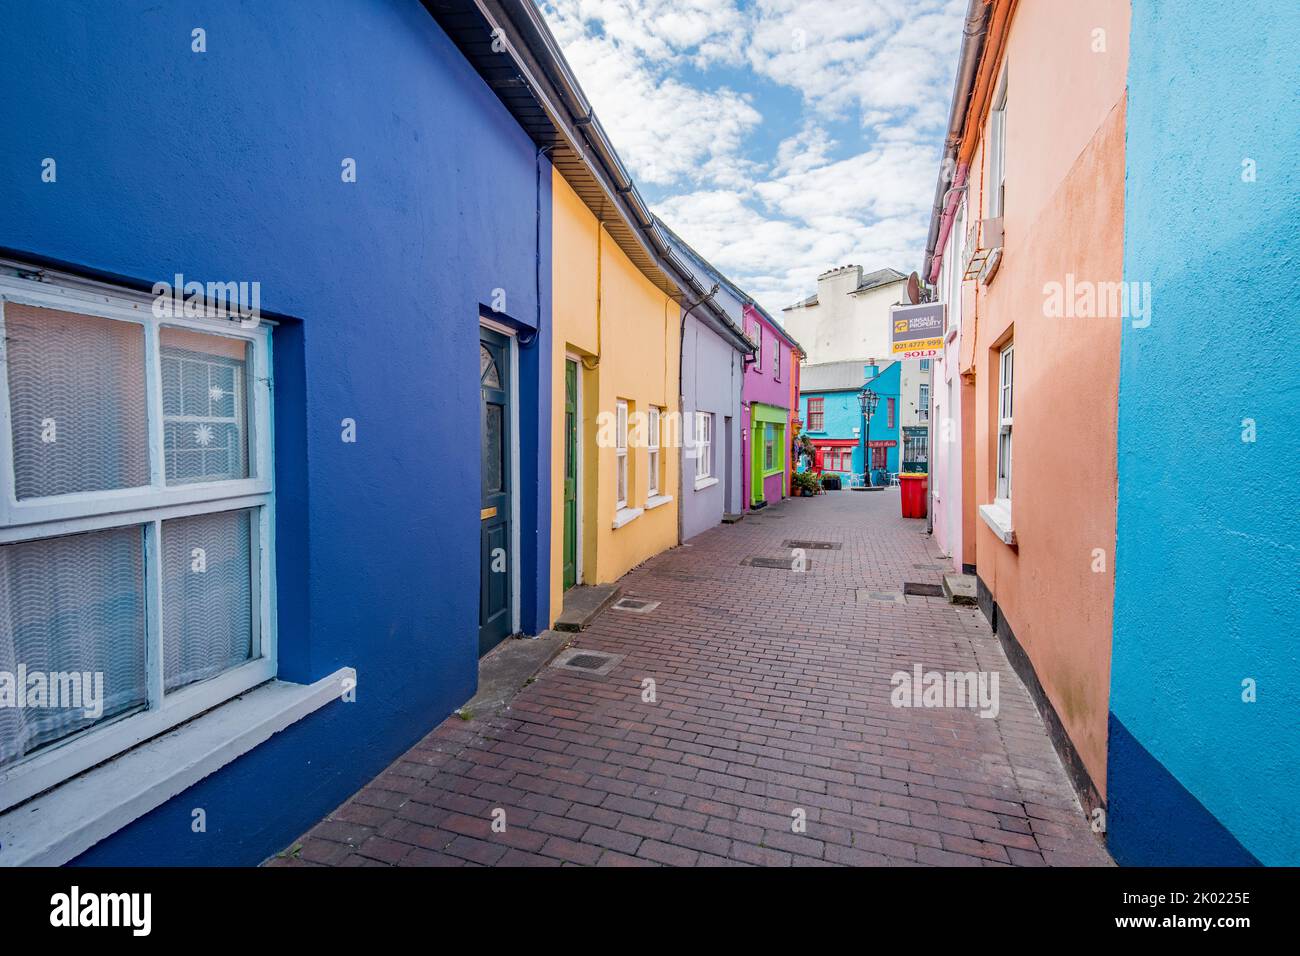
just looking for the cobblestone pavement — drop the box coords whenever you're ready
[275,489,1112,867]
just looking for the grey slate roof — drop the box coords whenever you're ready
[854,268,908,293]
[800,360,881,393]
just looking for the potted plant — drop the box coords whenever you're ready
[792,469,820,497]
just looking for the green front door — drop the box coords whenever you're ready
[750,420,765,506]
[562,359,578,590]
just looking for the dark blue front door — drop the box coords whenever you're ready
[479,327,511,655]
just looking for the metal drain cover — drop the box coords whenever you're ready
[783,539,842,550]
[613,597,661,613]
[551,648,624,677]
[903,582,945,597]
[742,556,812,570]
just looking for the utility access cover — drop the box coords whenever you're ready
[743,556,812,570]
[782,539,842,550]
[551,648,624,677]
[903,582,945,597]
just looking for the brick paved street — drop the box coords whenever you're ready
[277,489,1112,867]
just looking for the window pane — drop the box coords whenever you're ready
[4,303,149,499]
[479,345,500,388]
[0,526,147,768]
[483,402,504,494]
[162,509,254,693]
[160,327,250,485]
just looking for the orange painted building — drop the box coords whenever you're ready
[925,0,1130,811]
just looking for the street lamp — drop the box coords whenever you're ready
[858,387,879,488]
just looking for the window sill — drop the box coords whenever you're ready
[645,494,673,510]
[612,506,643,529]
[693,476,719,492]
[979,501,1017,545]
[0,667,355,867]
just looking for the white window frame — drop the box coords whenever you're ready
[754,323,762,372]
[615,399,628,510]
[695,411,712,480]
[774,342,781,381]
[919,383,930,422]
[0,272,276,813]
[996,343,1013,505]
[989,67,1008,219]
[646,406,661,498]
[807,397,824,432]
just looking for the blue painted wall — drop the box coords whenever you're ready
[801,362,901,478]
[801,390,863,474]
[864,362,901,477]
[0,0,551,864]
[1109,0,1300,866]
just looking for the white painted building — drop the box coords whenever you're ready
[929,202,968,573]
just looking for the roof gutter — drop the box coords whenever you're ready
[922,0,991,284]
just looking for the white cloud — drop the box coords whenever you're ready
[541,1,760,187]
[746,0,966,131]
[536,0,964,312]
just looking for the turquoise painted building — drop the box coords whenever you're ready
[1107,0,1300,866]
[799,361,900,483]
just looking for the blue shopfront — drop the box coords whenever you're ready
[800,361,901,485]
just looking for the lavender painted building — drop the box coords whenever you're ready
[658,224,752,540]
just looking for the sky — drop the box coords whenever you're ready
[535,0,966,315]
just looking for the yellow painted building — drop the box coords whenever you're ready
[548,170,680,622]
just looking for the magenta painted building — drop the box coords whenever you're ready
[741,303,801,510]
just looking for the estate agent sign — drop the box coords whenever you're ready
[890,302,945,359]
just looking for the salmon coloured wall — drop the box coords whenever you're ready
[967,0,1129,800]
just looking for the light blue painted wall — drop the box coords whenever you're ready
[800,362,901,478]
[1108,0,1300,866]
[801,390,863,474]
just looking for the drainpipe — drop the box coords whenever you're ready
[523,144,553,349]
[922,0,990,283]
[926,298,935,536]
[580,226,603,370]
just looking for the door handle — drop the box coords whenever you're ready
[480,507,497,520]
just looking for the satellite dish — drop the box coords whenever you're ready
[906,272,921,305]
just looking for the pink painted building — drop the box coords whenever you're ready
[741,303,801,510]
